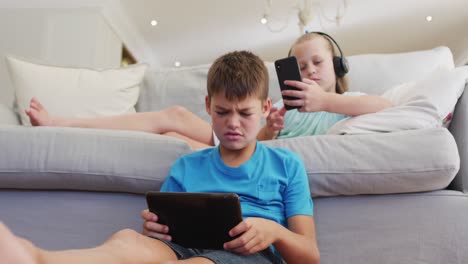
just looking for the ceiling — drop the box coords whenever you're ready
[1,0,467,67]
[117,0,468,68]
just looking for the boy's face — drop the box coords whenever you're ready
[206,92,270,151]
[292,37,337,93]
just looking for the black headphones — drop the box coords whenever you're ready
[289,31,349,77]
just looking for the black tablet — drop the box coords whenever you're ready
[145,191,243,249]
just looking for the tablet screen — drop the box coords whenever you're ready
[146,192,243,249]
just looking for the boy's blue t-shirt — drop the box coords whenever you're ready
[160,142,313,227]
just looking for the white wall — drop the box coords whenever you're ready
[451,36,468,66]
[0,7,122,108]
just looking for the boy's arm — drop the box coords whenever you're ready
[224,215,319,264]
[324,93,393,117]
[273,215,320,264]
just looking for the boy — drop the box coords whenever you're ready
[0,51,319,264]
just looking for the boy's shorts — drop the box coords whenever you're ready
[157,238,283,264]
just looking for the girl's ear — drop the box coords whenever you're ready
[205,95,211,116]
[262,98,272,118]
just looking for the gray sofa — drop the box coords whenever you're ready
[1,47,468,263]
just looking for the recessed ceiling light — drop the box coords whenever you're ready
[174,61,181,67]
[426,16,433,22]
[150,20,158,26]
[260,17,268,24]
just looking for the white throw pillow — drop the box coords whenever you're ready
[382,66,468,126]
[347,46,455,95]
[6,57,147,125]
[327,96,441,135]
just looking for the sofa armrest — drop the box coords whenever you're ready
[448,83,468,193]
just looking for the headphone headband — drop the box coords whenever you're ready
[305,31,345,59]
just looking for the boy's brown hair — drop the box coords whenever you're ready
[289,33,349,94]
[207,51,269,101]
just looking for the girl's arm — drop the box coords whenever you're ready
[282,79,393,116]
[323,93,393,116]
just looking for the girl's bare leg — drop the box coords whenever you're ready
[25,98,214,149]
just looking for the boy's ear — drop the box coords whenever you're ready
[262,98,272,118]
[205,95,211,115]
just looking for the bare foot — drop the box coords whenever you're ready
[25,97,55,126]
[0,222,40,264]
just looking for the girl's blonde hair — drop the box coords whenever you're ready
[289,33,348,94]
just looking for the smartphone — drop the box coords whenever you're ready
[274,56,302,110]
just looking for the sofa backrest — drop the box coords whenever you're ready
[137,63,282,122]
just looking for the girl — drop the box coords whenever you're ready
[257,32,392,140]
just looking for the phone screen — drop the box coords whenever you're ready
[274,56,302,110]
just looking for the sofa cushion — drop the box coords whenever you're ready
[6,57,147,126]
[327,96,441,135]
[263,128,459,197]
[0,104,19,125]
[382,66,468,127]
[0,126,191,194]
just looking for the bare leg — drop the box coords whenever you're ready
[163,132,212,150]
[25,98,214,148]
[0,222,38,264]
[0,225,183,264]
[0,223,218,264]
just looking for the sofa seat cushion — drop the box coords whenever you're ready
[0,127,459,197]
[263,128,459,197]
[0,126,191,193]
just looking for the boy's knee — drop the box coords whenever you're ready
[167,105,190,119]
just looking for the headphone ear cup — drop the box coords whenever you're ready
[333,56,349,77]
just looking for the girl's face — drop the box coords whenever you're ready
[291,37,337,93]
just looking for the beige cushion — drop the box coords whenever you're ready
[6,57,147,125]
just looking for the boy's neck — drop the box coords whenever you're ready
[219,142,257,168]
